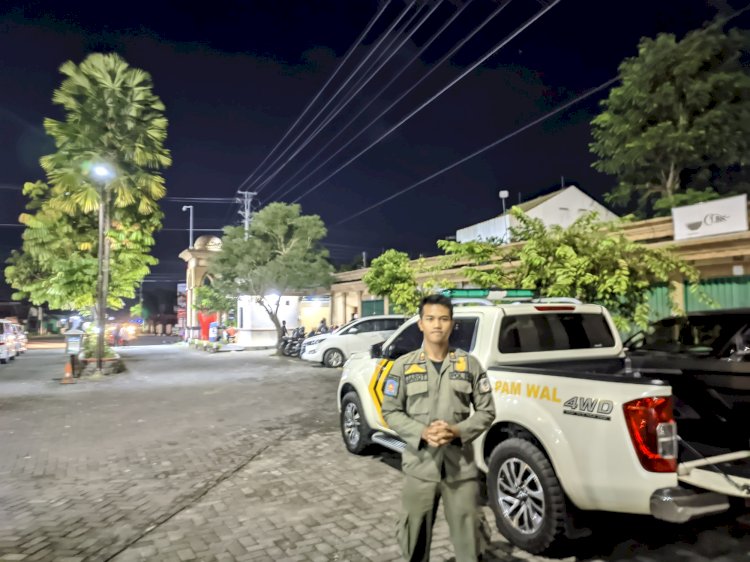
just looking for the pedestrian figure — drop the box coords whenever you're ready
[281,320,288,337]
[382,294,496,561]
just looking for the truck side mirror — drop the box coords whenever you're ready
[370,342,383,358]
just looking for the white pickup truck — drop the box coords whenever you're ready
[336,295,750,554]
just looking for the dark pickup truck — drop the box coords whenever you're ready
[625,309,750,461]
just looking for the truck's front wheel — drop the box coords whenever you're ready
[487,438,566,554]
[340,392,371,454]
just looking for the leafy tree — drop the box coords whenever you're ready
[194,285,235,316]
[6,53,170,312]
[590,22,750,214]
[439,209,708,331]
[363,250,452,315]
[209,203,333,341]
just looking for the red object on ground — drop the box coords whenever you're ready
[197,312,218,340]
[60,360,76,384]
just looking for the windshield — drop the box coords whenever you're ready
[331,319,358,334]
[640,315,748,355]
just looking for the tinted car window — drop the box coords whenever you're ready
[639,315,748,355]
[498,313,615,353]
[382,318,405,331]
[387,317,479,359]
[388,323,422,357]
[352,320,375,333]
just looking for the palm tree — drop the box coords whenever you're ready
[7,53,171,368]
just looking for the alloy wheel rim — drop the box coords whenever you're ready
[329,350,343,367]
[343,402,360,446]
[496,457,545,535]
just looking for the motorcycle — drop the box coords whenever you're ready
[280,327,306,356]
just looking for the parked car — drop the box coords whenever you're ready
[12,324,27,354]
[0,320,18,364]
[300,315,406,368]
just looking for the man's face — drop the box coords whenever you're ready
[418,303,453,346]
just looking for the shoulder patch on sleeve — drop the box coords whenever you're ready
[478,375,491,394]
[384,376,400,397]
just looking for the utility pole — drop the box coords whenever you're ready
[499,190,510,244]
[362,251,367,268]
[92,163,115,376]
[237,191,257,239]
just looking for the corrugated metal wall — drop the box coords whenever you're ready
[685,275,750,312]
[648,285,673,320]
[361,299,385,317]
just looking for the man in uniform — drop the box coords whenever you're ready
[382,294,496,561]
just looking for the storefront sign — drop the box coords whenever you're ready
[672,194,748,241]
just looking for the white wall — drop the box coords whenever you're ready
[456,215,516,243]
[455,186,618,242]
[236,295,300,347]
[529,186,617,228]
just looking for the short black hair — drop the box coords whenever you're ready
[419,294,453,318]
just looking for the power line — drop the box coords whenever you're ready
[333,77,619,227]
[262,0,475,203]
[231,0,394,195]
[160,227,224,232]
[251,0,445,195]
[266,0,520,203]
[164,197,235,203]
[290,0,560,204]
[249,0,420,194]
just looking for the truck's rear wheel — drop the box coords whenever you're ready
[340,392,371,454]
[487,438,566,554]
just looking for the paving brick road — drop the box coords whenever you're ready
[0,345,748,561]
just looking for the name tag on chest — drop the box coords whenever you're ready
[405,373,428,384]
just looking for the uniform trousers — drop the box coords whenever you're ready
[397,474,484,562]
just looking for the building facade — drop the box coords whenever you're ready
[331,199,750,324]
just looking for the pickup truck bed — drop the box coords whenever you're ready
[496,355,750,463]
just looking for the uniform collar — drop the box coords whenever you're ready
[418,346,456,362]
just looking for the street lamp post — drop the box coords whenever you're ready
[499,189,510,244]
[92,163,115,374]
[182,205,194,249]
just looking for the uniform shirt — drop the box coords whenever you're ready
[381,347,496,483]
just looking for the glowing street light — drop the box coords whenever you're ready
[92,164,114,180]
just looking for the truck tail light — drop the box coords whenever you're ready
[623,397,677,473]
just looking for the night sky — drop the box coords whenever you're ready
[1,0,746,303]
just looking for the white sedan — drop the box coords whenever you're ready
[300,315,406,368]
